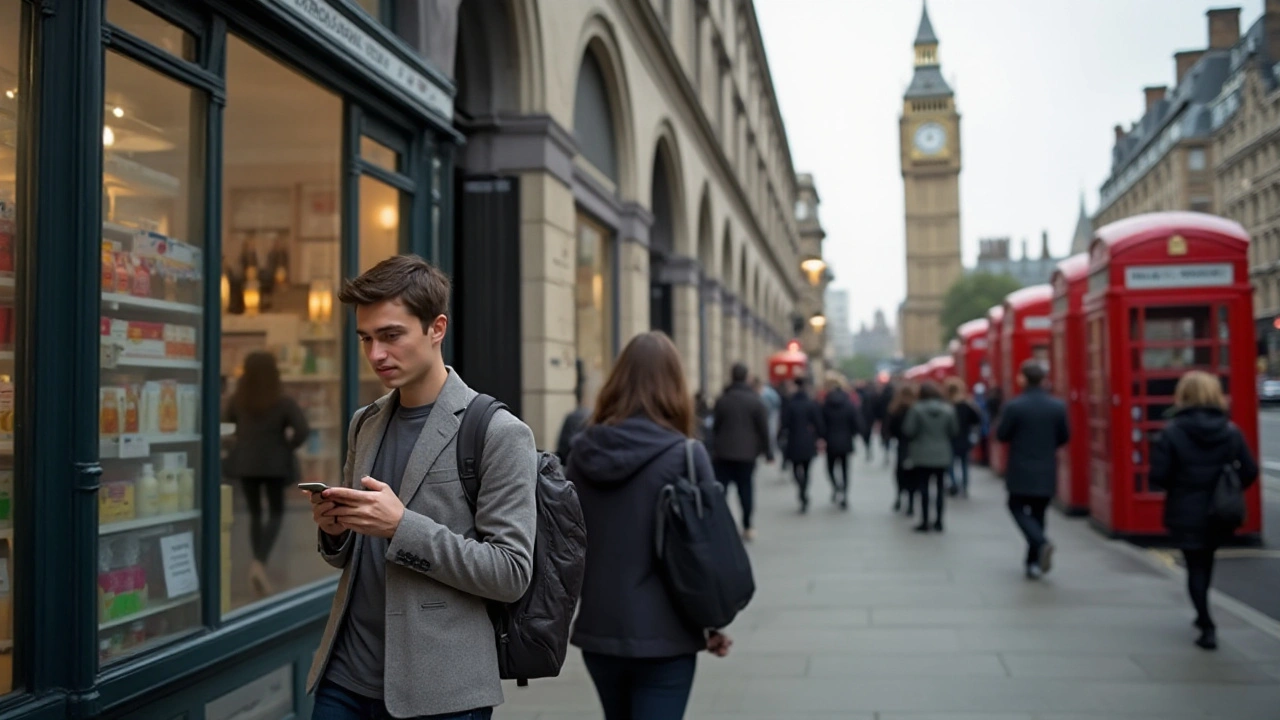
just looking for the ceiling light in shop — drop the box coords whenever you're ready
[378,205,398,230]
[112,106,125,118]
[103,126,116,147]
[4,90,13,100]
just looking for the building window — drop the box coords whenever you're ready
[573,50,619,183]
[1188,147,1206,172]
[219,35,344,615]
[575,212,614,409]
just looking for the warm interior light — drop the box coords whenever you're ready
[112,106,124,118]
[377,205,398,230]
[102,126,115,147]
[809,314,827,331]
[308,278,333,324]
[220,272,230,312]
[243,269,260,316]
[4,90,13,100]
[800,257,826,285]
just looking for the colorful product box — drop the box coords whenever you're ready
[99,480,136,524]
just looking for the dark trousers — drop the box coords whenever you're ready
[792,458,812,503]
[1182,548,1218,629]
[582,651,697,720]
[715,459,756,530]
[312,679,492,720]
[1008,494,1051,564]
[241,476,285,563]
[826,452,851,494]
[948,451,970,492]
[913,466,947,526]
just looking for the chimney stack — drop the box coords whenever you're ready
[1114,124,1125,142]
[1144,85,1168,110]
[1174,50,1205,86]
[1041,230,1051,260]
[1207,7,1241,50]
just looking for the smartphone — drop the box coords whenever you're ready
[298,482,330,493]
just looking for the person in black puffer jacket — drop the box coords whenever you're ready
[886,383,919,515]
[822,376,863,510]
[1150,371,1258,651]
[567,331,733,720]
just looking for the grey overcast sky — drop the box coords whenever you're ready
[755,0,1267,331]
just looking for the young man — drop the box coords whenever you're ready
[712,363,774,540]
[306,254,538,719]
[996,360,1069,579]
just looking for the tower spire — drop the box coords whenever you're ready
[915,1,939,47]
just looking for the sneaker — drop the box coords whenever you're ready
[1038,542,1056,574]
[912,524,930,533]
[1025,563,1043,580]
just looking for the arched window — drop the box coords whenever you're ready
[573,49,618,182]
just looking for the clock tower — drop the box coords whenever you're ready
[899,1,962,359]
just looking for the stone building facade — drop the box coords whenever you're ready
[969,233,1064,288]
[381,0,811,445]
[1095,8,1240,228]
[1210,1,1280,365]
[796,173,829,381]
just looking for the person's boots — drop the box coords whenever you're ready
[1195,626,1218,650]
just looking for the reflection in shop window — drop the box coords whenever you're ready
[575,213,613,408]
[0,1,20,696]
[107,0,196,62]
[220,36,343,615]
[357,176,404,406]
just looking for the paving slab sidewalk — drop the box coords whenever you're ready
[497,455,1280,720]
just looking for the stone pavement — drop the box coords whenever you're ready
[497,454,1280,719]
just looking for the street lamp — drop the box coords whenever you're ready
[800,257,826,286]
[809,313,827,332]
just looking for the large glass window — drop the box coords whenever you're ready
[356,174,404,406]
[98,48,206,663]
[575,212,614,408]
[219,36,343,615]
[0,0,22,696]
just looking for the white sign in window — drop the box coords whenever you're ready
[1124,263,1234,290]
[1023,316,1052,331]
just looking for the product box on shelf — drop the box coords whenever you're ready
[100,386,124,437]
[0,381,11,440]
[99,480,136,524]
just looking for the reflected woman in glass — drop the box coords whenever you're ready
[223,351,310,597]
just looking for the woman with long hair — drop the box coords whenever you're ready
[223,351,309,597]
[1150,371,1257,650]
[887,383,919,514]
[567,332,733,719]
[903,381,958,533]
[945,377,983,497]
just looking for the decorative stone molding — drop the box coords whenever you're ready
[721,291,740,317]
[701,277,722,305]
[457,113,577,188]
[654,254,701,286]
[619,201,654,247]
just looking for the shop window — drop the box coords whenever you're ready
[357,175,405,406]
[0,0,20,696]
[107,0,196,62]
[360,136,400,174]
[575,212,614,408]
[98,50,206,663]
[220,36,343,615]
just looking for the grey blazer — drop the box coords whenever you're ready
[306,369,538,717]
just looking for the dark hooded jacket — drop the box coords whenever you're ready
[779,390,825,463]
[1150,406,1258,543]
[566,416,711,658]
[903,398,958,469]
[821,389,863,457]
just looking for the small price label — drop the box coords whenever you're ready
[118,434,151,459]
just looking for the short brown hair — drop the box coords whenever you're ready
[945,377,966,402]
[1174,370,1227,410]
[591,331,694,436]
[338,254,451,330]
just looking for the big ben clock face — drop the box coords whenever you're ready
[913,122,947,156]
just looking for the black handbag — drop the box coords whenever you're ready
[1210,433,1247,528]
[655,440,755,629]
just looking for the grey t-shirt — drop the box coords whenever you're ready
[325,400,433,698]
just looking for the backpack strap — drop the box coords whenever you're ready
[457,393,507,512]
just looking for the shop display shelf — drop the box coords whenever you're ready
[100,509,201,537]
[101,292,202,317]
[281,374,339,384]
[114,357,201,370]
[101,628,200,665]
[100,432,202,459]
[98,593,199,632]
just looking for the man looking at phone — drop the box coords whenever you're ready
[305,254,537,720]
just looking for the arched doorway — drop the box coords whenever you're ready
[649,141,677,336]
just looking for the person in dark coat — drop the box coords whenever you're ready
[855,381,877,461]
[945,378,983,496]
[821,376,863,510]
[1149,371,1258,651]
[877,380,897,466]
[778,377,826,513]
[712,363,774,539]
[903,382,958,533]
[996,361,1069,579]
[886,383,918,514]
[567,332,733,720]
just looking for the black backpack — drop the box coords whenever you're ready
[655,439,755,629]
[1210,432,1247,528]
[457,394,588,686]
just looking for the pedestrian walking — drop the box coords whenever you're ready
[886,384,918,514]
[712,363,774,540]
[1149,370,1258,650]
[555,378,591,468]
[821,374,862,510]
[567,331,734,720]
[945,377,982,497]
[878,380,897,467]
[778,378,797,473]
[756,375,782,464]
[778,376,825,513]
[903,382,958,533]
[856,381,877,462]
[996,360,1069,579]
[307,254,538,719]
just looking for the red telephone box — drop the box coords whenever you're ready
[768,341,809,386]
[956,318,989,394]
[904,363,928,382]
[1051,254,1091,516]
[927,355,956,384]
[1084,212,1260,540]
[1001,284,1053,396]
[986,305,1007,475]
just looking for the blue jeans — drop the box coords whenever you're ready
[582,651,697,720]
[949,450,970,491]
[312,680,493,720]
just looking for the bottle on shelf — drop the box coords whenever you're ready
[136,463,159,518]
[158,467,180,515]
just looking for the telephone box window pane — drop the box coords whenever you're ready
[1143,306,1211,341]
[1217,306,1229,341]
[1146,401,1175,421]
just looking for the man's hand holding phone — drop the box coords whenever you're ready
[321,476,406,539]
[302,483,348,537]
